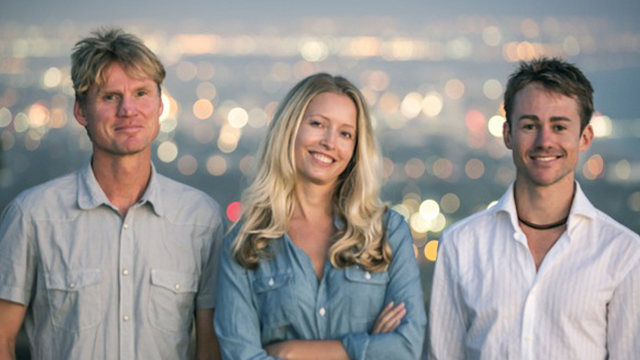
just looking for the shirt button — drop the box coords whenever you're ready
[123,315,130,321]
[123,223,129,230]
[364,272,371,280]
[122,269,129,276]
[319,307,326,317]
[69,283,76,289]
[268,277,275,287]
[174,283,181,291]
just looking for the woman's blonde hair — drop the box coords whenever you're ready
[232,73,391,272]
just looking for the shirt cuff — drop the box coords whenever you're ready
[0,284,30,306]
[195,294,216,310]
[342,332,370,360]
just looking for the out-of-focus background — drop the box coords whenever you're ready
[1,1,639,358]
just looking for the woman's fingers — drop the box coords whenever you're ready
[371,301,406,334]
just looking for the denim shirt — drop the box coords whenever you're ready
[215,210,426,360]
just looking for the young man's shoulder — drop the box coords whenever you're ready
[592,207,640,245]
[443,205,502,242]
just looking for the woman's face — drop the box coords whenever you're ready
[294,92,358,188]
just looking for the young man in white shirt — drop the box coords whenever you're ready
[429,57,640,360]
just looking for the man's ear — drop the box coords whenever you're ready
[503,120,513,150]
[74,100,88,126]
[579,123,594,152]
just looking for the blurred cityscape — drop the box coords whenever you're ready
[1,7,640,358]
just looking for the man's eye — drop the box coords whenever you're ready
[553,125,566,131]
[104,94,115,101]
[137,91,147,97]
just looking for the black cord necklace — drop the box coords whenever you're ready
[518,216,568,230]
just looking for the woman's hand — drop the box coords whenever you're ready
[371,301,406,334]
[265,340,291,358]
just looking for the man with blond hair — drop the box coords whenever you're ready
[429,58,640,359]
[0,28,223,360]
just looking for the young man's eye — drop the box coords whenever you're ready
[553,125,566,131]
[137,91,147,97]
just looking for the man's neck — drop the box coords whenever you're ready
[91,150,152,216]
[514,175,575,226]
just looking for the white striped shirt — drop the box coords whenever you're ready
[428,182,640,360]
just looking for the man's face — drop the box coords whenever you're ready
[74,62,163,158]
[503,82,593,188]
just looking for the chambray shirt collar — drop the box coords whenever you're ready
[494,181,598,243]
[77,160,164,217]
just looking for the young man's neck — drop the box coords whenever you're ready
[514,174,575,226]
[91,150,152,216]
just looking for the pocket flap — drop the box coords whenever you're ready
[345,266,389,285]
[151,270,198,294]
[253,272,292,293]
[45,269,101,291]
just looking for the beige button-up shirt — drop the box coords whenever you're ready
[0,162,225,360]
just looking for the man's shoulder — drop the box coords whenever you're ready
[443,206,500,240]
[592,207,640,245]
[12,171,78,213]
[154,173,223,226]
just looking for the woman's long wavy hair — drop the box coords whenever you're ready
[231,73,392,272]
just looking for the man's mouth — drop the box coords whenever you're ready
[530,154,562,162]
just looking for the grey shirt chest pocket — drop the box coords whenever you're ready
[149,269,198,333]
[345,266,390,320]
[252,271,296,329]
[44,268,102,331]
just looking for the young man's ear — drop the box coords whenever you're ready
[579,123,594,152]
[503,120,513,150]
[74,100,88,126]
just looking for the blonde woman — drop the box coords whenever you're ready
[215,73,426,359]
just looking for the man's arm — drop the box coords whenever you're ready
[0,300,27,360]
[428,231,467,360]
[607,254,640,358]
[195,309,220,360]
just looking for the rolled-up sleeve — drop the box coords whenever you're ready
[427,229,466,360]
[0,201,36,305]
[342,211,427,360]
[214,227,278,360]
[196,213,226,310]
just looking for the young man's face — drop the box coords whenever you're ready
[74,62,163,159]
[503,82,593,189]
